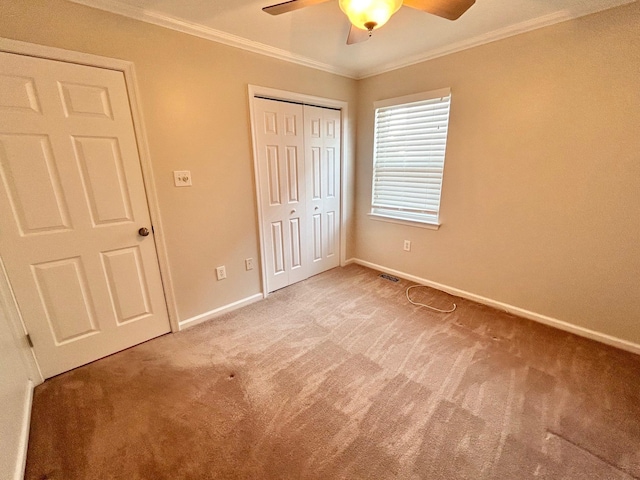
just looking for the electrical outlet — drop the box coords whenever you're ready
[173,170,192,187]
[403,240,411,252]
[216,266,226,280]
[245,258,254,271]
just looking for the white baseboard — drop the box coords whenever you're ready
[15,380,34,480]
[351,259,640,356]
[179,293,263,330]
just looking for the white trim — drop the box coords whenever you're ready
[0,258,43,385]
[339,104,350,269]
[356,4,636,79]
[122,61,180,333]
[352,258,640,356]
[368,213,440,230]
[0,258,37,478]
[248,85,348,110]
[247,88,269,301]
[67,0,355,79]
[179,293,263,330]
[65,0,634,80]
[0,37,131,71]
[247,85,350,295]
[14,380,34,480]
[0,38,180,333]
[373,87,451,109]
[357,11,571,78]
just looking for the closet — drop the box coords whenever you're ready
[252,97,341,292]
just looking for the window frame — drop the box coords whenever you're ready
[369,87,452,229]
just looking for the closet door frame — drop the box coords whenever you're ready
[248,85,349,297]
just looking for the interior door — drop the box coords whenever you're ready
[0,52,171,378]
[253,98,307,292]
[304,105,341,277]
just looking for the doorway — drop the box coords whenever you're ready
[0,45,173,378]
[249,87,346,293]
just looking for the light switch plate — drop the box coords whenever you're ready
[216,266,226,280]
[173,170,192,187]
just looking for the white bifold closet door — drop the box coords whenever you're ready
[304,104,341,277]
[0,52,171,378]
[253,98,341,292]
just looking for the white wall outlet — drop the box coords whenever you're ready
[245,258,254,271]
[216,266,226,280]
[403,240,411,252]
[173,170,192,187]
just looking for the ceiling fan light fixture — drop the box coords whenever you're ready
[339,0,403,31]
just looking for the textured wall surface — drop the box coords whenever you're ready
[0,0,358,322]
[354,2,640,345]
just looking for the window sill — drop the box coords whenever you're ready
[368,213,441,230]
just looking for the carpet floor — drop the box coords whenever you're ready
[25,265,640,479]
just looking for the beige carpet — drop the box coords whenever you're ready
[26,265,640,479]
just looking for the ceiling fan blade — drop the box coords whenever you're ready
[346,24,371,45]
[402,0,475,20]
[263,0,332,15]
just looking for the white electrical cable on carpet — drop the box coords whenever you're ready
[406,285,457,313]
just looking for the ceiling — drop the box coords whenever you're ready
[70,0,634,78]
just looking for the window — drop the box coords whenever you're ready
[370,88,452,227]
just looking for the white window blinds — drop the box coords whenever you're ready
[371,88,451,225]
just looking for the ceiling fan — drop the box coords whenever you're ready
[263,0,476,45]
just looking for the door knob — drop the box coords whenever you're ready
[314,206,319,210]
[138,227,150,237]
[290,209,296,214]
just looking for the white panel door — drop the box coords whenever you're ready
[0,52,170,378]
[254,98,307,292]
[304,105,341,277]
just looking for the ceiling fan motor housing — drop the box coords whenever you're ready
[339,0,403,31]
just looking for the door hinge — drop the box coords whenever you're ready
[26,333,34,348]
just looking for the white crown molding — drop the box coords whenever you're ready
[355,1,636,78]
[356,0,636,80]
[355,11,569,78]
[355,0,637,80]
[67,0,358,79]
[68,0,634,80]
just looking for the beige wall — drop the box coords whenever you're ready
[1,0,638,346]
[0,0,358,322]
[355,3,640,344]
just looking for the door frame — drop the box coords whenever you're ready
[0,38,180,376]
[248,85,349,296]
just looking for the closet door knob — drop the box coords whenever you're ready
[138,227,150,237]
[290,209,296,214]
